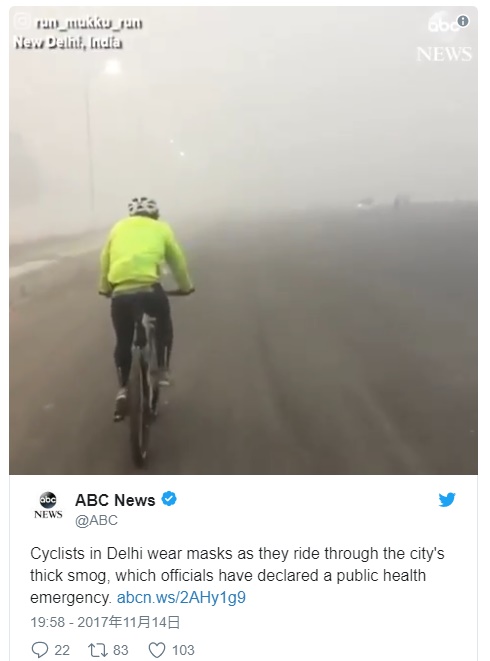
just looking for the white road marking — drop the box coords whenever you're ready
[9,260,58,279]
[9,244,101,280]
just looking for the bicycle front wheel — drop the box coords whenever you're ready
[127,349,151,467]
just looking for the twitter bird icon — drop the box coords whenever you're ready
[439,493,455,507]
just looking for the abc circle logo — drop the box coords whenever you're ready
[40,492,57,509]
[428,13,470,33]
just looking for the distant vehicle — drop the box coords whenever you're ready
[394,194,410,209]
[357,197,375,210]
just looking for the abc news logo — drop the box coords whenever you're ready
[35,492,62,519]
[416,46,473,63]
[428,14,470,33]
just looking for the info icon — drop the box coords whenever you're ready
[457,15,470,28]
[40,492,57,509]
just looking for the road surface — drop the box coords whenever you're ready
[9,206,477,475]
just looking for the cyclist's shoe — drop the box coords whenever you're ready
[113,387,128,422]
[159,369,172,387]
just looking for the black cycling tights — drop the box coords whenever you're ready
[110,284,173,387]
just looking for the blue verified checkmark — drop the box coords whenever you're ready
[161,491,177,506]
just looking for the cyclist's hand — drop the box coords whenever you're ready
[166,287,195,296]
[98,290,112,298]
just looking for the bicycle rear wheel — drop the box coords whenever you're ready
[127,348,151,467]
[147,323,160,415]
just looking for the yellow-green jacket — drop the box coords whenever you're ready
[98,216,193,295]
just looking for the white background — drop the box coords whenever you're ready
[4,1,488,660]
[10,476,476,660]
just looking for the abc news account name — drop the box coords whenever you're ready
[75,494,156,506]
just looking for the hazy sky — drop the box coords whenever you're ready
[10,6,477,239]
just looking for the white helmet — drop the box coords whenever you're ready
[128,197,159,218]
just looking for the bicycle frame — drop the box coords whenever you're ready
[128,314,158,467]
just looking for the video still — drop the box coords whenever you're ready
[9,7,477,476]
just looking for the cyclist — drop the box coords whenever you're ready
[98,197,194,421]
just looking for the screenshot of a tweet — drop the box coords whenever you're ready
[10,477,477,659]
[8,4,481,660]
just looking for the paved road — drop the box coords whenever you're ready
[9,206,477,475]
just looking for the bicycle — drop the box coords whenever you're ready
[127,288,194,467]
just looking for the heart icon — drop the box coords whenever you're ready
[149,642,166,658]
